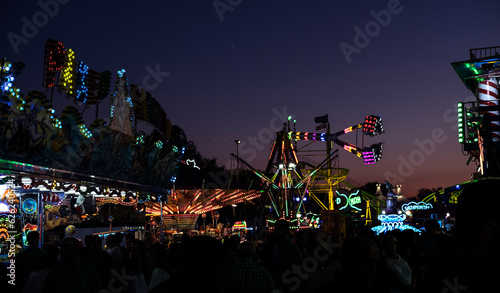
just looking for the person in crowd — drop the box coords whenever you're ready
[165,239,183,278]
[78,235,92,260]
[115,232,129,270]
[302,231,341,293]
[272,219,303,292]
[225,234,241,262]
[150,236,230,293]
[223,241,276,293]
[125,232,139,274]
[425,179,500,292]
[15,231,47,292]
[420,219,450,271]
[22,252,57,293]
[106,233,122,270]
[125,247,170,293]
[260,231,276,272]
[87,235,113,287]
[43,237,101,293]
[398,229,422,289]
[382,235,413,292]
[329,236,385,292]
[149,242,168,272]
[223,223,231,237]
[143,231,156,246]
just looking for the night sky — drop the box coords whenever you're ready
[2,0,500,197]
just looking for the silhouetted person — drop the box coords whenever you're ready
[125,247,170,293]
[88,235,112,287]
[150,236,230,293]
[272,219,303,292]
[125,232,139,274]
[106,234,122,270]
[421,218,450,268]
[382,235,413,292]
[330,236,384,293]
[427,179,500,292]
[223,241,276,293]
[115,232,129,270]
[22,252,57,293]
[398,229,421,285]
[302,231,341,293]
[15,231,47,292]
[43,237,101,293]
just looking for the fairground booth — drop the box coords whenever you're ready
[0,39,183,262]
[0,39,266,261]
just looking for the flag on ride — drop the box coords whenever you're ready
[316,122,328,130]
[315,114,328,130]
[314,114,328,124]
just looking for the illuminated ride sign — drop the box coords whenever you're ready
[22,198,37,214]
[401,201,433,213]
[336,189,362,212]
[233,221,247,229]
[371,213,421,235]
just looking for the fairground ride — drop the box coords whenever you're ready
[232,115,386,224]
[452,45,500,177]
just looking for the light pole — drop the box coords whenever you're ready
[235,140,240,180]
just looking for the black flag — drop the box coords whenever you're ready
[314,114,328,124]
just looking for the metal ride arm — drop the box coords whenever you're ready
[293,150,338,213]
[230,153,281,217]
[291,115,385,165]
[230,153,278,188]
[294,150,338,189]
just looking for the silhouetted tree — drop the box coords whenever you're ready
[416,187,443,202]
[168,124,225,188]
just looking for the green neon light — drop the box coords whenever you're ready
[336,190,362,212]
[0,158,37,169]
[285,197,289,217]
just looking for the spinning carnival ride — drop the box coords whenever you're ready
[233,115,385,222]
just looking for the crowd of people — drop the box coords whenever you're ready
[7,179,500,293]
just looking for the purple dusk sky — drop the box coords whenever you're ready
[2,0,499,197]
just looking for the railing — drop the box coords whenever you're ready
[470,46,500,60]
